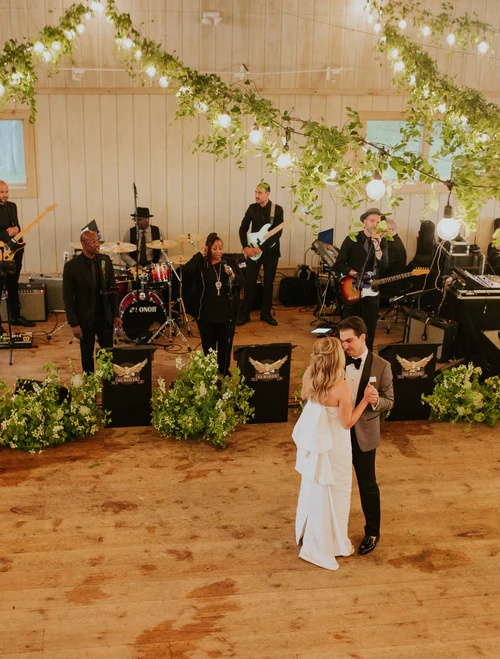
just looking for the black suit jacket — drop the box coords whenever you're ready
[0,200,23,266]
[63,253,119,329]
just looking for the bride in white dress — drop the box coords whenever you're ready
[293,336,372,571]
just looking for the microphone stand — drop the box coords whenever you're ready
[223,259,234,376]
[0,257,20,365]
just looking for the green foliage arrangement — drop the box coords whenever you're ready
[0,350,113,452]
[152,350,254,449]
[422,363,500,428]
[1,0,500,235]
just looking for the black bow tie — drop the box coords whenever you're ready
[346,355,362,370]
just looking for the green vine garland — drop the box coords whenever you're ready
[1,0,500,236]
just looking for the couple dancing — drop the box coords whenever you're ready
[293,316,394,571]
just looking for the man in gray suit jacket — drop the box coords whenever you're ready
[339,316,394,555]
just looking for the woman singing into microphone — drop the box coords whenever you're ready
[182,232,245,375]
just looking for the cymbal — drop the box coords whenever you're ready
[99,241,136,254]
[176,233,204,243]
[70,242,83,250]
[146,239,177,249]
[172,256,191,266]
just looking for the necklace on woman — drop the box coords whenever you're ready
[213,262,222,296]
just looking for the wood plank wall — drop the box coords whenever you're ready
[1,0,499,273]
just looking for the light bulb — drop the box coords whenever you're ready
[437,103,447,114]
[159,76,169,88]
[10,73,20,85]
[390,48,399,59]
[76,23,86,34]
[217,113,231,128]
[437,217,459,241]
[123,38,134,49]
[398,19,407,30]
[277,152,293,168]
[249,129,263,145]
[106,16,114,24]
[134,49,142,60]
[373,23,382,34]
[146,65,156,77]
[409,74,416,85]
[42,51,52,62]
[64,30,74,40]
[366,178,386,200]
[52,41,62,52]
[447,33,455,45]
[394,61,405,72]
[478,41,489,54]
[367,15,374,25]
[33,41,45,54]
[85,11,92,20]
[0,84,4,96]
[325,169,337,186]
[91,1,104,13]
[422,26,431,37]
[194,100,208,112]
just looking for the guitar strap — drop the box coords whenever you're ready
[270,203,275,223]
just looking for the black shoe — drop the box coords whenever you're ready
[11,316,35,328]
[260,314,278,326]
[357,534,380,555]
[236,316,250,326]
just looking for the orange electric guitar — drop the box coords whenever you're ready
[0,204,57,260]
[339,268,430,302]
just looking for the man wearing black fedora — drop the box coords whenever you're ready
[121,207,167,268]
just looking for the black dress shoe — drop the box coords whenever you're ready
[260,314,278,326]
[236,316,250,326]
[357,534,380,555]
[12,316,35,328]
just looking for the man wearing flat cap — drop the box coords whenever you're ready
[121,207,167,268]
[336,208,388,351]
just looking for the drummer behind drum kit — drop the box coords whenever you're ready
[99,234,203,347]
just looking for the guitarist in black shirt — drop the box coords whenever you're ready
[237,182,283,326]
[0,180,35,332]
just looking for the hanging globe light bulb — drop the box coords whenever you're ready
[422,26,431,37]
[33,41,45,54]
[447,33,455,46]
[409,74,416,86]
[159,76,169,88]
[437,204,459,240]
[373,23,382,34]
[135,49,142,60]
[398,19,407,30]
[52,41,62,52]
[85,11,92,20]
[146,65,156,77]
[366,172,386,200]
[0,84,5,97]
[76,23,86,34]
[249,128,263,144]
[42,51,52,62]
[478,41,489,54]
[217,113,231,128]
[277,152,293,168]
[123,38,134,49]
[394,61,405,72]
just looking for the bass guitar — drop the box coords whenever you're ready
[246,213,296,261]
[339,268,430,302]
[0,204,57,260]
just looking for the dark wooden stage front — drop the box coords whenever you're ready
[1,308,499,658]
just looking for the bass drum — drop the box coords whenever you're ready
[120,291,166,341]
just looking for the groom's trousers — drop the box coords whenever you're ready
[351,428,380,537]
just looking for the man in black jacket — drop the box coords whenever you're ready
[63,230,122,373]
[0,180,35,333]
[237,182,283,326]
[336,208,388,351]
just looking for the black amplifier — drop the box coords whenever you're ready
[409,310,459,361]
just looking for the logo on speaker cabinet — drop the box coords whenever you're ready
[396,353,434,379]
[249,355,288,381]
[112,358,148,384]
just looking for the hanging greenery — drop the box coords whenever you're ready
[0,0,499,235]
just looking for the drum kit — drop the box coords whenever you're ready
[98,234,204,346]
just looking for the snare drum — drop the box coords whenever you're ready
[149,263,170,285]
[119,291,166,341]
[114,270,132,303]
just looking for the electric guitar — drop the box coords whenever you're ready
[339,268,430,302]
[0,204,57,260]
[246,213,296,261]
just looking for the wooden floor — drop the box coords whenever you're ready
[1,307,500,658]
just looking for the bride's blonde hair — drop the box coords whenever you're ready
[307,336,345,404]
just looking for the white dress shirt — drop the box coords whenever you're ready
[345,348,369,407]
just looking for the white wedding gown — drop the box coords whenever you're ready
[292,400,353,570]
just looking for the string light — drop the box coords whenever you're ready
[33,42,45,54]
[146,65,156,77]
[249,128,263,144]
[277,152,293,168]
[134,49,142,60]
[437,204,459,240]
[217,113,231,128]
[390,48,399,59]
[85,11,92,20]
[373,23,382,34]
[447,33,455,46]
[422,26,431,37]
[90,1,104,13]
[398,19,407,30]
[52,41,62,52]
[64,29,76,40]
[366,172,386,200]
[42,51,52,62]
[123,38,134,49]
[409,74,416,85]
[478,41,489,54]
[394,61,405,72]
[76,23,86,34]
[159,76,169,88]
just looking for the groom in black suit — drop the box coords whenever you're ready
[63,230,122,373]
[339,316,394,555]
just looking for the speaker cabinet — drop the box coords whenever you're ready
[408,311,459,361]
[1,283,47,321]
[476,331,500,378]
[29,274,64,312]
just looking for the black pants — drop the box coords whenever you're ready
[0,252,22,322]
[241,253,278,317]
[197,320,234,375]
[351,428,380,537]
[343,294,379,351]
[80,321,113,374]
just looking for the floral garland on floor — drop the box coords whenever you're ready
[1,1,500,232]
[422,363,500,428]
[0,350,113,452]
[152,350,254,449]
